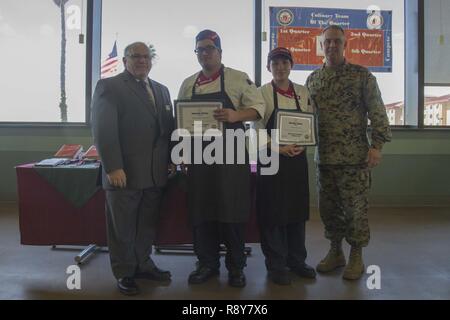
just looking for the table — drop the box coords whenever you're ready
[16,164,260,261]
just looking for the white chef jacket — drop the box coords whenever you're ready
[255,81,312,148]
[178,66,265,119]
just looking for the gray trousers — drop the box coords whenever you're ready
[105,187,163,279]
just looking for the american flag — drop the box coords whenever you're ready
[101,41,120,79]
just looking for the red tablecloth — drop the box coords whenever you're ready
[16,164,259,246]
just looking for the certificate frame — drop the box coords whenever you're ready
[274,109,317,146]
[174,99,224,137]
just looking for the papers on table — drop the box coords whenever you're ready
[34,158,70,167]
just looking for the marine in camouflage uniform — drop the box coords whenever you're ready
[306,25,392,280]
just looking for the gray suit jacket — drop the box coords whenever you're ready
[91,71,174,190]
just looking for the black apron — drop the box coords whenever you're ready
[256,81,310,226]
[187,66,251,226]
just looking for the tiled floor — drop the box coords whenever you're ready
[0,203,449,300]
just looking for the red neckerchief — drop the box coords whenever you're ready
[273,81,296,99]
[196,70,221,86]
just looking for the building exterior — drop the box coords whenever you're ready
[385,101,404,125]
[385,95,450,126]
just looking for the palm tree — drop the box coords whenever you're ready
[149,44,157,60]
[53,0,69,122]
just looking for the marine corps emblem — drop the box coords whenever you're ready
[277,9,294,26]
[367,12,383,30]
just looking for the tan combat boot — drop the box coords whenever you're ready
[343,246,365,280]
[316,241,346,273]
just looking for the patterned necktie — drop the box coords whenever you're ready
[139,80,157,114]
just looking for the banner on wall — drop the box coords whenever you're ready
[270,7,392,72]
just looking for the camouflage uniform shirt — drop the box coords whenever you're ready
[306,62,392,166]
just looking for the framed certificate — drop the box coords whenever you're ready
[174,100,223,137]
[274,110,317,146]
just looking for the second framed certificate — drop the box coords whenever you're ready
[175,100,223,137]
[274,110,317,146]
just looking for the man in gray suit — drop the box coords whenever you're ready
[91,42,175,296]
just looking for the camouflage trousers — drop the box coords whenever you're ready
[317,165,371,247]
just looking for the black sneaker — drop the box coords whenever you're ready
[228,270,246,288]
[135,267,171,282]
[188,266,220,284]
[268,270,291,285]
[291,263,317,279]
[117,277,139,296]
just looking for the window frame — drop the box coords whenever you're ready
[1,0,448,130]
[253,0,448,130]
[421,0,450,129]
[0,0,96,128]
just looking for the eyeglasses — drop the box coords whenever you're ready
[323,39,343,46]
[127,54,151,60]
[194,45,218,55]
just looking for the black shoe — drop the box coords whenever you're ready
[228,270,246,288]
[268,270,291,285]
[188,266,219,284]
[117,277,139,296]
[291,263,317,279]
[135,267,172,282]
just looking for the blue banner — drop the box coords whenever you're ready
[270,7,392,72]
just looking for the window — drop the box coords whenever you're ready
[100,0,254,101]
[424,0,450,127]
[423,87,450,126]
[2,1,439,129]
[0,0,87,123]
[261,0,405,125]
